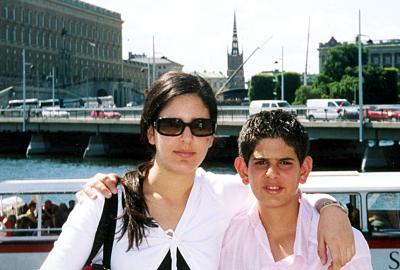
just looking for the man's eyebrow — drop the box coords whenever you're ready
[252,157,296,161]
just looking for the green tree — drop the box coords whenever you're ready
[293,85,322,105]
[248,74,276,101]
[322,44,367,82]
[329,75,358,103]
[277,72,301,103]
[363,66,398,104]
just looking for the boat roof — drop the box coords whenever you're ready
[0,171,399,195]
[301,171,400,193]
[0,179,89,195]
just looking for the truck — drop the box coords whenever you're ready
[306,99,358,121]
[249,100,297,116]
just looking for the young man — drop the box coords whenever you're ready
[219,110,372,270]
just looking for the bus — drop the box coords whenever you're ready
[38,99,60,108]
[7,99,39,109]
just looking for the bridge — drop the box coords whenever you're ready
[0,106,399,171]
[1,107,400,139]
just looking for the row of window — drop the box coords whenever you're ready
[370,53,400,67]
[1,5,120,43]
[2,26,120,60]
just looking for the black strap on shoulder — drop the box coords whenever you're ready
[84,193,118,269]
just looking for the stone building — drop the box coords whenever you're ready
[0,0,145,106]
[127,53,183,88]
[319,36,400,72]
[191,70,227,94]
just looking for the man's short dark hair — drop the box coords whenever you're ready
[238,110,309,165]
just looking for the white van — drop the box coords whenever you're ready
[306,99,358,121]
[249,100,297,116]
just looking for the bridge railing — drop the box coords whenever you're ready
[0,105,399,122]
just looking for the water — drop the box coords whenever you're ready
[0,154,236,181]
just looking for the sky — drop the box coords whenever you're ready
[85,0,400,79]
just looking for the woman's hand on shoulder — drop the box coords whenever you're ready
[318,206,355,270]
[76,173,120,202]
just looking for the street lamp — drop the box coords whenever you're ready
[357,10,369,143]
[274,46,284,100]
[81,66,89,107]
[22,48,33,132]
[46,67,55,107]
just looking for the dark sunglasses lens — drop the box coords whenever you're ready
[157,118,184,135]
[190,119,214,136]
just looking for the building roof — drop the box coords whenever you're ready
[192,71,227,79]
[128,54,183,67]
[61,0,121,19]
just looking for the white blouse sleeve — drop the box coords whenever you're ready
[40,192,105,270]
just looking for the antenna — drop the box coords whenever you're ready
[304,16,310,86]
[215,36,272,97]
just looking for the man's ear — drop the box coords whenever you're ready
[299,156,313,184]
[234,156,250,185]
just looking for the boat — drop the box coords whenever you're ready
[300,171,400,270]
[0,172,399,270]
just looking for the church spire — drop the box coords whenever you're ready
[231,11,239,56]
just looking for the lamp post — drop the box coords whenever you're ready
[81,66,89,107]
[274,46,284,100]
[22,48,33,132]
[46,67,55,107]
[357,10,364,142]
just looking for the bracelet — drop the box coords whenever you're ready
[320,200,348,215]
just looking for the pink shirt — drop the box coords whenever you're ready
[219,194,372,270]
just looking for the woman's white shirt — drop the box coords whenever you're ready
[40,168,254,270]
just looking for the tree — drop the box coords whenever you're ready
[321,44,367,82]
[276,72,301,103]
[329,75,358,103]
[248,74,276,101]
[363,66,398,104]
[293,85,322,105]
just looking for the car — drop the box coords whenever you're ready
[90,110,122,119]
[364,106,390,121]
[386,107,400,121]
[42,107,70,118]
[249,100,297,116]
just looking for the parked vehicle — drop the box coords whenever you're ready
[364,105,390,121]
[42,107,70,118]
[249,100,297,116]
[90,110,121,119]
[306,99,358,121]
[386,107,400,121]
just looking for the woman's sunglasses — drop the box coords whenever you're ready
[153,118,216,137]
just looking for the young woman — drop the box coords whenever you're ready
[41,71,354,270]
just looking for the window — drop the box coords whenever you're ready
[28,30,31,45]
[21,28,24,44]
[383,53,392,67]
[371,54,380,66]
[4,6,8,19]
[12,27,16,43]
[367,192,400,236]
[6,25,9,42]
[324,193,362,230]
[395,53,400,68]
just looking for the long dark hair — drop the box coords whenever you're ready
[119,71,217,250]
